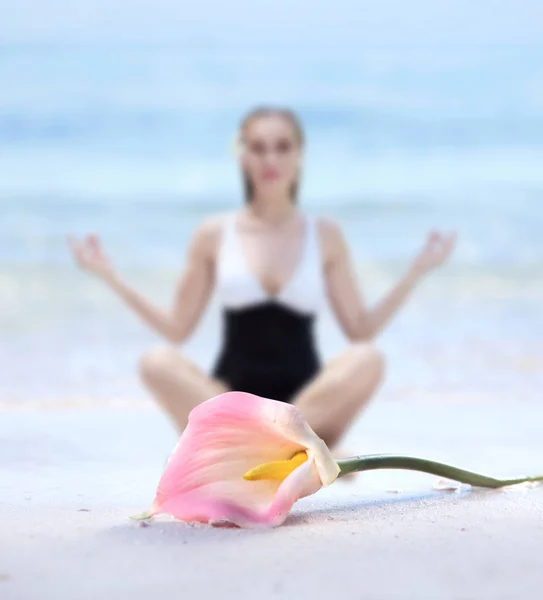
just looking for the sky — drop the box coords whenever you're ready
[2,0,543,46]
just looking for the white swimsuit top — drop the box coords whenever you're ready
[216,214,326,316]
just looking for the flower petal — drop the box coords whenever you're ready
[263,457,322,527]
[152,393,306,516]
[148,391,338,528]
[260,400,340,486]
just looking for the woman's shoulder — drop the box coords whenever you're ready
[195,210,238,236]
[311,214,348,263]
[190,211,235,254]
[312,214,345,244]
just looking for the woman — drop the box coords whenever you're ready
[68,106,455,449]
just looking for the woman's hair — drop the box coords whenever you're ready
[237,107,305,204]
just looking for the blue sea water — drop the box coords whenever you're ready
[1,44,542,405]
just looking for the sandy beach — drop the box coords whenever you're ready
[1,397,542,600]
[2,8,543,600]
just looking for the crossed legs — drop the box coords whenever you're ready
[139,342,385,449]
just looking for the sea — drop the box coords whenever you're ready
[1,43,542,406]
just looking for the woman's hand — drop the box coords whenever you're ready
[410,230,457,278]
[65,218,219,344]
[67,234,115,280]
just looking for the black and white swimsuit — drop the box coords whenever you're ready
[212,214,326,403]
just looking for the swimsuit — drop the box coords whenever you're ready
[212,214,326,403]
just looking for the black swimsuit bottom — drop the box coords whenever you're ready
[212,302,321,403]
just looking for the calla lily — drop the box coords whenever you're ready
[134,391,543,529]
[141,391,340,528]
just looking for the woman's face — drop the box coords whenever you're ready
[241,115,302,198]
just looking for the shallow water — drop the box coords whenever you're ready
[1,44,542,405]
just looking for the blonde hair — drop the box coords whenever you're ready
[236,107,305,204]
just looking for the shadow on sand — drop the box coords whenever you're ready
[100,486,488,546]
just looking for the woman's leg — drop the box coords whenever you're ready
[140,342,384,447]
[293,342,385,449]
[139,345,228,432]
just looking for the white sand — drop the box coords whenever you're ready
[1,399,542,599]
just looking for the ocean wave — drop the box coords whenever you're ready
[2,146,543,202]
[2,108,543,150]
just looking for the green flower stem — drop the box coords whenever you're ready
[336,454,543,488]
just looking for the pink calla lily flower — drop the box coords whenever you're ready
[143,391,340,528]
[133,392,543,530]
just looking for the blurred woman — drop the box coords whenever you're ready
[68,107,455,449]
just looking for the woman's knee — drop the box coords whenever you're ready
[347,341,384,368]
[344,342,386,386]
[139,344,180,384]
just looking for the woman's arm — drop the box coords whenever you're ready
[68,218,222,344]
[320,219,456,341]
